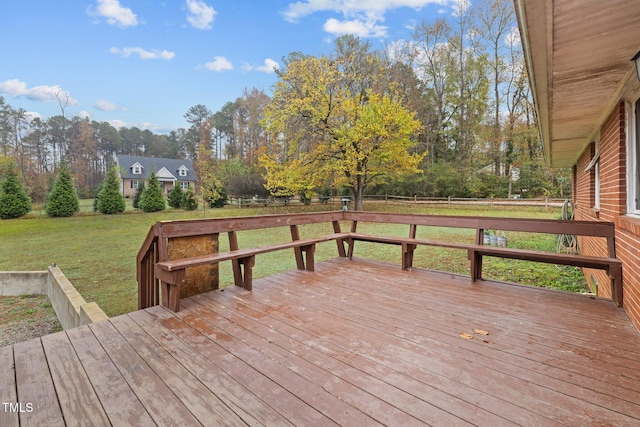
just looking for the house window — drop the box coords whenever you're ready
[585,141,600,210]
[627,98,640,214]
[131,180,139,190]
[132,163,143,175]
[178,166,188,177]
[180,182,189,190]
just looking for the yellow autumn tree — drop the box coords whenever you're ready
[260,37,423,210]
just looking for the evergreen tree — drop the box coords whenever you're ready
[132,182,145,209]
[97,166,126,214]
[207,185,228,208]
[0,163,32,219]
[182,188,199,211]
[139,171,165,212]
[45,163,79,217]
[167,184,184,208]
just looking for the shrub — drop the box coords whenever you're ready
[207,185,228,208]
[299,191,311,205]
[45,163,79,217]
[97,166,126,214]
[317,187,331,204]
[167,184,184,208]
[0,163,32,219]
[182,188,199,211]
[132,182,145,209]
[139,172,165,212]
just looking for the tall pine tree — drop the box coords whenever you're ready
[167,184,184,208]
[139,171,166,212]
[0,162,32,219]
[45,162,79,217]
[97,166,126,214]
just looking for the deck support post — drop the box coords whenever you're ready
[332,221,347,258]
[469,249,483,282]
[236,256,255,291]
[155,268,185,312]
[301,244,316,271]
[610,264,623,307]
[347,221,358,259]
[402,243,416,270]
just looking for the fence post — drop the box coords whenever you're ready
[448,196,451,208]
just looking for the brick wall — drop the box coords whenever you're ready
[575,139,610,295]
[574,102,640,331]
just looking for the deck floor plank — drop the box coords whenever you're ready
[286,267,640,419]
[87,319,201,426]
[200,286,526,426]
[308,275,640,416]
[109,313,248,426]
[227,274,577,425]
[187,293,458,426]
[0,344,19,427]
[314,260,640,385]
[12,338,65,427]
[128,307,295,426]
[177,297,379,426]
[3,258,640,426]
[64,325,156,427]
[286,262,640,400]
[140,304,334,426]
[40,332,111,426]
[221,260,640,424]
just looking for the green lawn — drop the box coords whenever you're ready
[0,201,586,318]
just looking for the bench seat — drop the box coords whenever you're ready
[154,233,349,311]
[347,232,623,307]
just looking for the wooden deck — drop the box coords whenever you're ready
[2,258,640,426]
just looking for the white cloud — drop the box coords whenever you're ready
[90,0,138,27]
[282,0,448,38]
[452,0,470,17]
[505,26,521,47]
[186,0,216,30]
[94,99,127,111]
[243,58,279,73]
[110,47,175,60]
[106,119,170,133]
[204,56,233,71]
[0,79,79,105]
[77,111,91,120]
[324,18,387,37]
[108,119,128,129]
[25,111,42,121]
[255,58,279,73]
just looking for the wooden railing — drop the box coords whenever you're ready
[137,211,622,312]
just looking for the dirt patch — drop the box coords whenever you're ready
[0,295,62,347]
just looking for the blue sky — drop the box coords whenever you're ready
[1,0,459,133]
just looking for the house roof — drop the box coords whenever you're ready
[116,155,196,181]
[515,0,640,167]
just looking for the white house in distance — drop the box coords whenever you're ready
[115,155,196,198]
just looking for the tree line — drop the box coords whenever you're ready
[0,0,571,210]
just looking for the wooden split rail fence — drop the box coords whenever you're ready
[137,211,623,312]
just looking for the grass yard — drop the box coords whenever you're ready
[0,201,586,321]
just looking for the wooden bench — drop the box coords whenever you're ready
[347,232,623,307]
[468,245,623,306]
[139,212,624,312]
[155,233,349,311]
